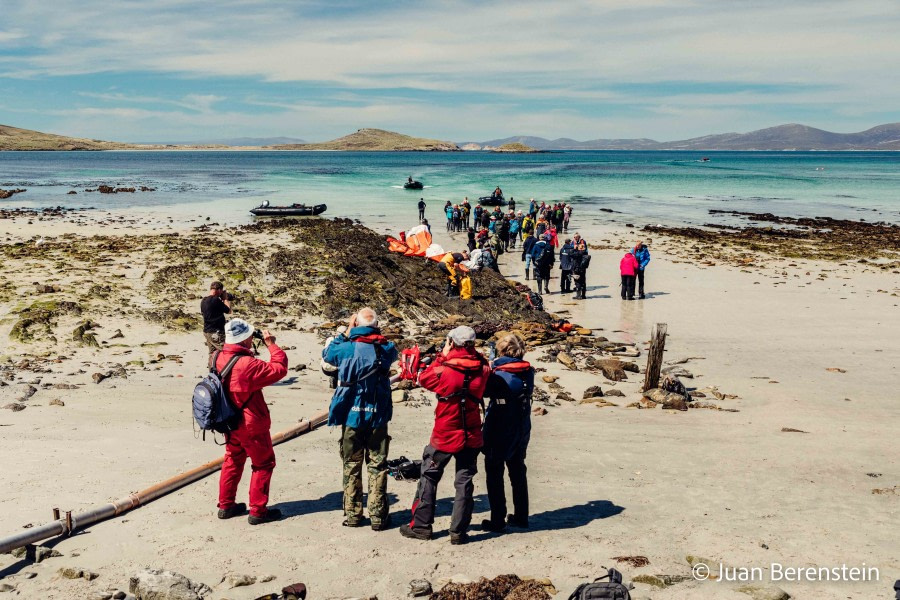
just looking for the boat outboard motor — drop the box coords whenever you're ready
[261,200,270,208]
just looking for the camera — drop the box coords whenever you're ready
[252,329,264,341]
[223,292,235,302]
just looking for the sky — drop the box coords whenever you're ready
[1,0,899,143]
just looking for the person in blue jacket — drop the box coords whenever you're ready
[530,233,555,295]
[633,241,651,299]
[322,307,398,531]
[481,334,534,532]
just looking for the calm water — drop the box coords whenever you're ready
[1,151,898,231]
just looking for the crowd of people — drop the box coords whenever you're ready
[200,304,535,545]
[195,193,653,541]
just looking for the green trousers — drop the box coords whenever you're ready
[340,425,390,526]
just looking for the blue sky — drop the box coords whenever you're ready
[1,0,898,142]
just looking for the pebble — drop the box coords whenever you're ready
[224,573,256,588]
[541,375,558,383]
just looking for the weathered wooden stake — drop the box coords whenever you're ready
[642,323,668,392]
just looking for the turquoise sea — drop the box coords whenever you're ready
[1,151,898,231]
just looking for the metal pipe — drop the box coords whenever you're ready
[0,409,330,555]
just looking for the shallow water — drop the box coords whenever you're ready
[1,151,898,231]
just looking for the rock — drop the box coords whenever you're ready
[575,328,592,335]
[18,384,38,399]
[556,352,576,370]
[661,365,693,378]
[223,573,256,588]
[59,566,94,580]
[638,397,658,409]
[33,545,62,562]
[109,329,125,339]
[541,375,558,384]
[0,583,16,592]
[92,372,108,384]
[604,389,625,397]
[49,398,65,407]
[582,385,603,399]
[578,397,616,407]
[391,390,409,403]
[259,574,276,583]
[129,568,211,600]
[408,578,432,597]
[736,584,791,600]
[556,391,575,402]
[53,383,79,389]
[114,592,127,600]
[3,402,26,411]
[532,406,548,416]
[594,359,627,382]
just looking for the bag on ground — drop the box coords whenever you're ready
[387,456,422,481]
[192,351,242,439]
[567,568,631,600]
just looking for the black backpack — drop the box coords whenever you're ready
[567,569,631,600]
[535,242,553,267]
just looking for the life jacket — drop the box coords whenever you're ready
[493,360,532,374]
[398,345,422,381]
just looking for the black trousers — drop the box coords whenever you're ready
[621,275,636,299]
[418,208,425,221]
[573,271,586,298]
[637,269,645,297]
[410,445,478,534]
[484,451,528,526]
[560,269,572,293]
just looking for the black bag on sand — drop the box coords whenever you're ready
[567,568,631,600]
[387,456,422,481]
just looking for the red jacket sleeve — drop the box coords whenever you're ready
[417,354,445,393]
[244,343,288,392]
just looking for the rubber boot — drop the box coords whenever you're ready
[525,268,530,281]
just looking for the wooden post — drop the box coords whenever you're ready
[642,323,668,392]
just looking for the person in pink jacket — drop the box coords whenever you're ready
[620,250,639,300]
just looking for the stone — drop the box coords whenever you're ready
[661,365,694,378]
[557,352,576,370]
[129,568,211,600]
[638,397,658,409]
[259,574,276,583]
[223,573,256,588]
[92,593,113,600]
[49,398,65,407]
[59,567,85,579]
[575,328,592,335]
[92,372,108,384]
[3,403,26,411]
[34,545,62,562]
[114,593,127,600]
[578,397,616,407]
[408,578,432,597]
[532,406,548,416]
[18,384,38,399]
[604,389,625,397]
[736,584,791,600]
[556,391,575,402]
[582,385,603,399]
[391,390,409,403]
[541,375,558,384]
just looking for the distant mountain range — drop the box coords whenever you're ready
[463,123,900,151]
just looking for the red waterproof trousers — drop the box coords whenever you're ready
[218,426,276,517]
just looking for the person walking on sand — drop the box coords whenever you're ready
[481,334,534,533]
[201,281,232,354]
[530,233,555,295]
[215,319,288,525]
[620,248,639,300]
[521,232,536,280]
[418,198,426,221]
[445,202,454,232]
[633,240,651,299]
[322,308,398,531]
[559,238,574,294]
[401,326,492,545]
[462,199,471,229]
[572,239,590,300]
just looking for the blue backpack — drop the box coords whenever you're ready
[192,351,243,441]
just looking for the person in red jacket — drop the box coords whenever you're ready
[214,318,288,525]
[401,325,491,545]
[620,249,640,300]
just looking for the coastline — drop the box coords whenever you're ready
[0,206,896,599]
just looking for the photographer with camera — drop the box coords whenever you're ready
[214,319,288,525]
[201,281,233,354]
[400,326,491,545]
[322,308,397,531]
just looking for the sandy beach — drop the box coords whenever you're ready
[0,206,898,600]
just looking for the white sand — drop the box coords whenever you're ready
[0,213,897,599]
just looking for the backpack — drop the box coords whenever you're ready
[399,345,422,381]
[192,351,243,441]
[526,291,544,311]
[535,242,553,267]
[567,569,631,600]
[387,456,422,481]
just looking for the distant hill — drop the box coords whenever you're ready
[269,128,460,151]
[465,123,900,151]
[0,124,139,151]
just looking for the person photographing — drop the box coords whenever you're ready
[401,326,491,545]
[214,319,288,525]
[322,308,397,531]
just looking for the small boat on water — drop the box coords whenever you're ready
[404,180,424,189]
[250,201,327,217]
[478,194,506,206]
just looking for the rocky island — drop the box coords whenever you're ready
[268,128,461,151]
